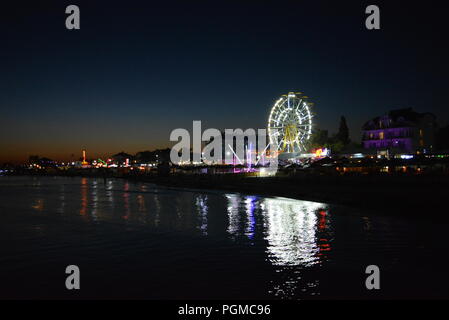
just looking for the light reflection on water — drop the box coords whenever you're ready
[226,194,332,267]
[3,176,441,299]
[262,198,329,267]
[24,177,333,297]
[225,194,333,298]
[195,195,208,235]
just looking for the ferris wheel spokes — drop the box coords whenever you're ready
[267,91,313,155]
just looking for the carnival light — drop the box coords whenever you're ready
[267,92,313,154]
[314,148,329,158]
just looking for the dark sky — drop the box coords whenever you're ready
[1,1,448,162]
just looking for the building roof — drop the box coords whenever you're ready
[362,108,435,130]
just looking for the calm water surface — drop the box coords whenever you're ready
[0,176,447,299]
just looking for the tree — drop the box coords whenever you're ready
[336,116,350,146]
[308,129,329,150]
[328,135,345,153]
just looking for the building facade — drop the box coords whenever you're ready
[362,108,436,154]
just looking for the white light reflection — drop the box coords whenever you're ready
[225,194,331,266]
[226,194,241,236]
[225,194,332,298]
[195,195,208,235]
[263,197,326,267]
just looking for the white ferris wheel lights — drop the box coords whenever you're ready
[267,92,313,154]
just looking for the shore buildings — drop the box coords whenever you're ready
[362,108,437,156]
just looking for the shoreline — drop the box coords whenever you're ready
[3,173,449,220]
[122,173,449,221]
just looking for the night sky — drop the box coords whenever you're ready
[1,1,448,162]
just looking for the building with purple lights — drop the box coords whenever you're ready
[362,108,437,155]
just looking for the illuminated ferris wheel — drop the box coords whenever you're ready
[267,92,313,154]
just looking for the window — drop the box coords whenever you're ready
[379,132,384,140]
